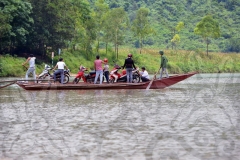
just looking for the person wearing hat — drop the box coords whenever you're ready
[159,50,169,79]
[139,67,150,82]
[22,54,36,83]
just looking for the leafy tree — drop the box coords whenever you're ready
[171,34,180,50]
[28,0,91,57]
[176,21,184,32]
[102,11,114,55]
[0,11,11,52]
[93,0,109,52]
[194,15,220,56]
[0,0,33,55]
[171,22,184,50]
[81,15,97,59]
[105,7,128,59]
[131,7,154,54]
[0,12,11,39]
[68,0,92,52]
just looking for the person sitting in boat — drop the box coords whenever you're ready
[139,67,150,82]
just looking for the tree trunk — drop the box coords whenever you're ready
[115,35,118,59]
[97,40,99,53]
[140,37,142,54]
[105,42,108,55]
[206,38,209,56]
[172,29,175,50]
[117,44,118,59]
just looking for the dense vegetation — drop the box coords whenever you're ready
[1,0,240,57]
[1,0,240,77]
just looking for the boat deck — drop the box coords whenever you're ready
[16,72,197,90]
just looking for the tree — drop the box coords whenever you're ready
[194,15,220,56]
[28,0,91,57]
[104,8,128,59]
[171,22,184,50]
[93,0,109,52]
[102,11,114,55]
[131,7,154,54]
[0,12,11,39]
[0,11,11,52]
[0,0,33,55]
[171,34,180,50]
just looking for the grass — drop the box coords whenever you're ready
[0,48,240,77]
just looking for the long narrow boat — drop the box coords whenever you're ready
[16,71,197,90]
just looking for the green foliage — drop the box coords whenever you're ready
[0,55,31,77]
[1,0,240,61]
[194,15,221,55]
[225,38,240,52]
[131,7,154,53]
[0,0,33,53]
[103,7,129,58]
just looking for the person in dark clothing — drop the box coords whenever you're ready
[122,53,136,83]
[159,50,169,79]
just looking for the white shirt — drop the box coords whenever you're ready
[104,64,109,72]
[29,57,36,68]
[140,70,150,79]
[57,61,66,69]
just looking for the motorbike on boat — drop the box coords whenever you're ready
[109,62,140,83]
[37,64,70,84]
[73,68,104,84]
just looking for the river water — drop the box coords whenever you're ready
[0,73,240,160]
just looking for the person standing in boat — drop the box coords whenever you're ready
[159,50,169,79]
[52,58,68,84]
[103,58,109,83]
[22,54,36,83]
[94,55,104,84]
[139,67,150,82]
[122,53,136,83]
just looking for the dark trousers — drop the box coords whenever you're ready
[141,77,150,82]
[54,69,64,84]
[104,71,109,83]
[126,68,133,83]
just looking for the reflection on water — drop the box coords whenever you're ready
[0,73,240,160]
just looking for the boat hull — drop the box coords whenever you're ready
[16,72,197,90]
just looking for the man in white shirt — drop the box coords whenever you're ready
[52,58,68,84]
[22,54,36,83]
[139,67,150,82]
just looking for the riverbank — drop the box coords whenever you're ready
[0,49,240,77]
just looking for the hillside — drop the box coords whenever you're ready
[0,0,239,60]
[99,0,240,52]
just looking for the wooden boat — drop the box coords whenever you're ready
[16,71,197,90]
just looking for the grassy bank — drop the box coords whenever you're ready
[0,49,240,77]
